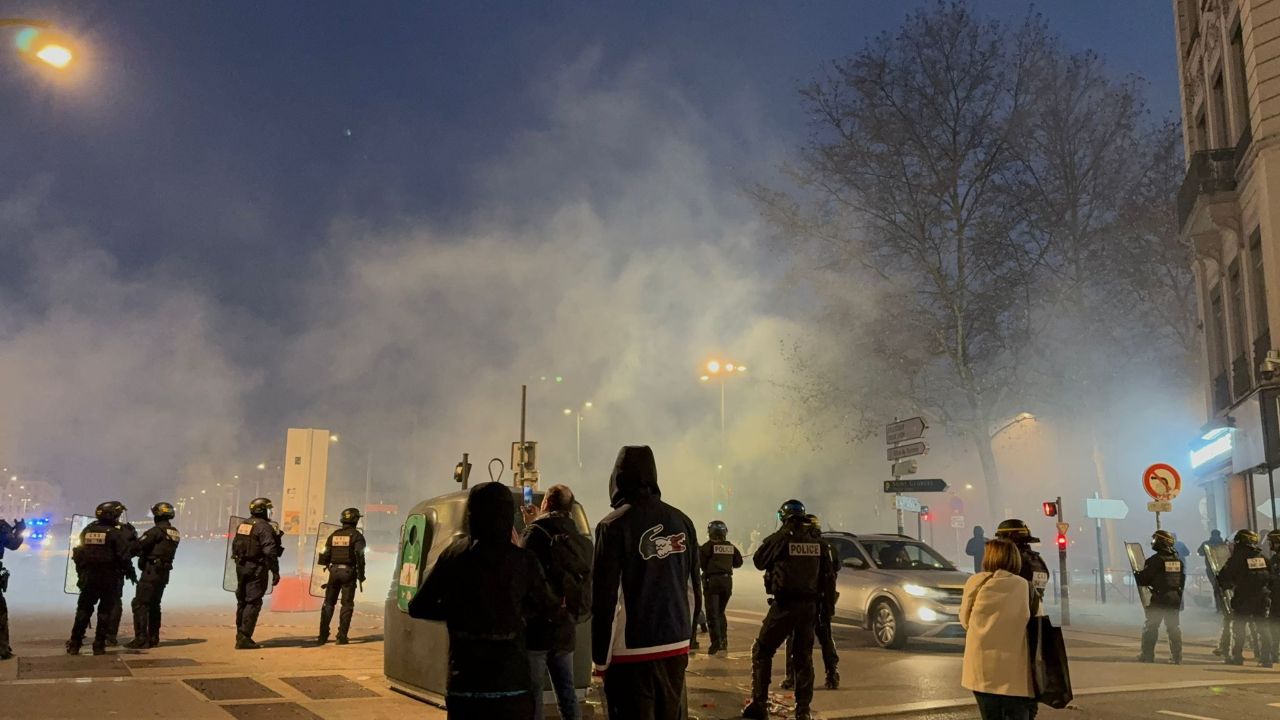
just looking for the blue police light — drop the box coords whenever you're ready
[715,502,724,512]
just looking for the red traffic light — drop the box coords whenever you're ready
[1042,501,1058,517]
[920,505,931,521]
[1056,533,1068,549]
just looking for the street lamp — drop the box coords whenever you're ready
[563,402,593,474]
[990,412,1035,440]
[2,19,76,70]
[700,358,747,513]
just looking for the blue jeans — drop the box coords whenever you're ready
[529,649,579,720]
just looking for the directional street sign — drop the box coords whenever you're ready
[883,478,948,493]
[1146,500,1173,513]
[1142,463,1182,501]
[1084,497,1130,520]
[951,515,965,529]
[891,459,919,476]
[895,495,922,512]
[886,417,928,444]
[887,442,928,462]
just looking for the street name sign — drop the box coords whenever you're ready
[886,417,928,444]
[895,495,922,512]
[1084,497,1129,520]
[1146,500,1173,513]
[883,478,948,493]
[887,442,928,462]
[891,459,919,476]
[1142,463,1182,501]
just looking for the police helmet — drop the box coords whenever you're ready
[1267,529,1280,549]
[1235,528,1261,547]
[778,499,807,522]
[151,502,176,521]
[248,497,274,519]
[95,500,127,523]
[339,507,362,526]
[707,520,728,539]
[1151,529,1176,551]
[806,513,822,529]
[995,518,1040,544]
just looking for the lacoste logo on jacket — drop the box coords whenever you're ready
[639,524,687,560]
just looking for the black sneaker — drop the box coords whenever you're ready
[1136,655,1155,663]
[124,638,148,649]
[1170,657,1182,665]
[1225,657,1244,666]
[316,635,328,646]
[780,677,794,691]
[65,642,81,656]
[741,700,769,720]
[0,650,13,661]
[825,670,840,689]
[336,637,349,645]
[235,636,262,650]
[92,646,106,656]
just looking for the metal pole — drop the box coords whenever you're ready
[1269,466,1278,531]
[916,511,922,540]
[1058,495,1070,626]
[1093,491,1106,604]
[895,492,904,535]
[518,384,527,488]
[576,414,582,469]
[718,378,726,513]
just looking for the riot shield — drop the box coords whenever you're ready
[1126,542,1151,607]
[223,515,274,595]
[62,514,93,595]
[1203,542,1233,611]
[309,522,342,597]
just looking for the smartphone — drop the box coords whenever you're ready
[523,485,534,507]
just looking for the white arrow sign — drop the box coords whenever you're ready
[1085,498,1130,520]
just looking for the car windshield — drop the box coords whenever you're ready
[861,539,954,571]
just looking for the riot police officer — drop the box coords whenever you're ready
[0,517,25,660]
[231,498,280,650]
[67,502,136,655]
[1267,530,1280,663]
[743,499,834,720]
[783,514,839,691]
[101,501,138,646]
[317,507,366,645]
[995,519,1050,614]
[1219,529,1273,667]
[125,502,181,649]
[699,519,742,655]
[1135,529,1185,664]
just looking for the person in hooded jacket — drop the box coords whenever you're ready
[1219,529,1273,667]
[521,484,587,720]
[965,526,987,574]
[591,445,702,720]
[410,482,559,720]
[1134,530,1185,664]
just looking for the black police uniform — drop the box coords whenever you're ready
[1135,546,1185,662]
[1220,541,1273,665]
[103,521,139,645]
[1268,539,1280,662]
[318,525,366,643]
[0,519,25,660]
[231,516,280,646]
[128,520,180,647]
[1016,544,1050,615]
[786,534,839,689]
[69,520,135,653]
[746,517,834,719]
[699,535,742,653]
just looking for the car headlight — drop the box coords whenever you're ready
[917,607,940,622]
[902,583,945,599]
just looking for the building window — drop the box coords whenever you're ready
[1230,24,1250,142]
[1251,228,1269,342]
[1230,260,1247,356]
[1212,71,1229,148]
[1195,110,1208,153]
[1211,284,1228,372]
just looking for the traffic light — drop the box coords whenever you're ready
[1042,501,1059,517]
[1056,533,1068,550]
[920,505,931,521]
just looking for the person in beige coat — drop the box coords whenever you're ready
[960,539,1037,720]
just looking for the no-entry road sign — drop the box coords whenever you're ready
[887,442,928,462]
[886,417,928,444]
[1142,463,1182,502]
[884,478,948,493]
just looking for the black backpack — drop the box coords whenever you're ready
[535,522,594,622]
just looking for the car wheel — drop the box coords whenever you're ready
[871,599,908,649]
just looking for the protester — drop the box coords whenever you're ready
[521,484,590,720]
[410,482,559,720]
[965,526,988,574]
[591,445,702,720]
[960,539,1036,720]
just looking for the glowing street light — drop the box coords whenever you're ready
[3,20,77,70]
[700,357,747,514]
[564,401,593,471]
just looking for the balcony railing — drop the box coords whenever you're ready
[1178,148,1238,231]
[1212,370,1231,412]
[1233,353,1253,399]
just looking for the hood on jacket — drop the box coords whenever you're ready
[465,481,516,543]
[609,445,661,508]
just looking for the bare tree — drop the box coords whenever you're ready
[756,3,1044,520]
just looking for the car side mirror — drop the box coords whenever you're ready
[843,557,867,570]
